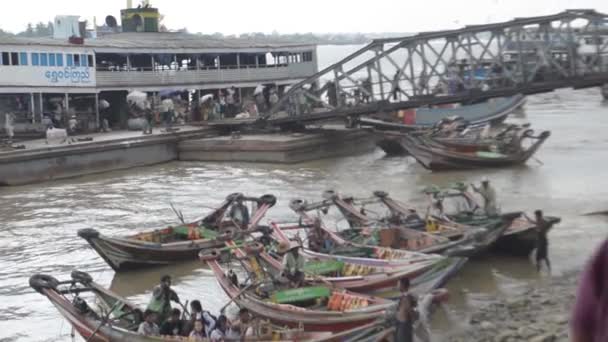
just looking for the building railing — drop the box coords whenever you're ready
[96,62,316,87]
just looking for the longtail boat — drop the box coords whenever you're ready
[267,225,466,297]
[204,255,396,333]
[78,193,276,271]
[376,121,530,156]
[30,271,389,342]
[436,185,561,256]
[291,192,510,257]
[361,94,526,132]
[401,129,551,170]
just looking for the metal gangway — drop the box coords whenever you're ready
[215,9,608,129]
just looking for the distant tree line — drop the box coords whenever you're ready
[0,22,54,37]
[1,21,410,45]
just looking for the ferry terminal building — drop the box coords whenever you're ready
[0,5,318,134]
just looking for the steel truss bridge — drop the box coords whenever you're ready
[214,9,608,129]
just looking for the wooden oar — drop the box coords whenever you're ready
[170,202,186,224]
[85,299,123,342]
[219,281,259,314]
[582,210,608,216]
[178,300,190,320]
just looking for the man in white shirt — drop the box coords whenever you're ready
[161,96,175,129]
[4,113,15,142]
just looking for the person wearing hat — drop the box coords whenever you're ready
[278,241,305,287]
[147,275,181,323]
[472,177,498,216]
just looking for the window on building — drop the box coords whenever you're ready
[73,54,80,67]
[40,53,48,66]
[49,53,55,66]
[56,53,63,66]
[1,52,9,66]
[67,54,73,66]
[87,55,94,68]
[80,54,87,67]
[302,51,313,62]
[10,52,19,65]
[31,52,39,66]
[20,52,28,65]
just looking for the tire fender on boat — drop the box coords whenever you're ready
[226,193,244,202]
[77,228,100,240]
[71,270,93,284]
[260,194,277,207]
[199,249,221,261]
[243,242,264,256]
[289,199,307,211]
[29,274,60,294]
[322,190,337,200]
[373,190,389,198]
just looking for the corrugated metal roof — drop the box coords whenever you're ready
[0,32,315,51]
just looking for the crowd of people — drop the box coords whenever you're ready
[138,275,257,341]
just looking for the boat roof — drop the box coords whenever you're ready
[0,32,316,53]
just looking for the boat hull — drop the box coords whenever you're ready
[493,228,537,256]
[402,131,550,171]
[208,261,393,333]
[78,228,223,271]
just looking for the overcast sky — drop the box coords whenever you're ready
[2,0,607,34]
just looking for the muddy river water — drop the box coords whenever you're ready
[2,57,608,340]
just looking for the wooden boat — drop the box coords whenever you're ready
[436,185,561,256]
[78,193,276,271]
[401,129,551,170]
[376,120,528,156]
[268,226,467,298]
[361,94,526,132]
[204,257,396,333]
[291,193,509,258]
[30,271,388,342]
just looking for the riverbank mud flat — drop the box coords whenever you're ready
[448,273,577,342]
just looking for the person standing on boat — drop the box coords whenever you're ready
[147,275,181,323]
[278,241,305,287]
[229,197,250,229]
[308,218,333,253]
[527,210,556,273]
[472,178,498,216]
[395,278,418,342]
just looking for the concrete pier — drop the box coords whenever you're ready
[0,127,211,186]
[179,128,376,163]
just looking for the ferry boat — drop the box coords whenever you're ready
[0,1,318,135]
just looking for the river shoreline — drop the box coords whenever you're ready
[447,271,580,342]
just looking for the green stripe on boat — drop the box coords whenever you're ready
[303,260,344,275]
[271,286,331,304]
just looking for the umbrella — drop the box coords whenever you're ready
[126,91,147,110]
[159,88,184,97]
[201,94,214,103]
[253,84,265,95]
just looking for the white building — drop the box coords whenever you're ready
[0,5,318,133]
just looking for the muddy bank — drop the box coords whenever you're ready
[447,273,579,342]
